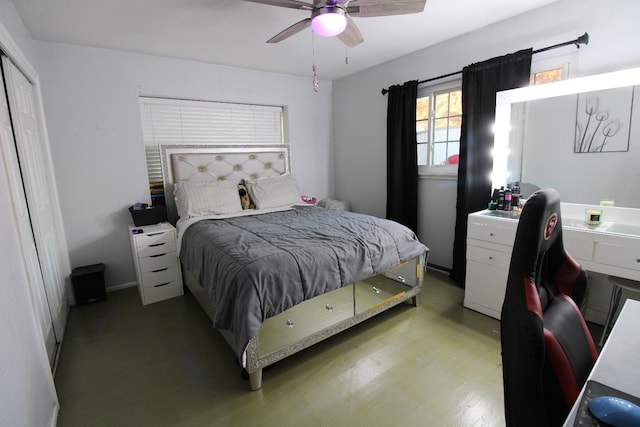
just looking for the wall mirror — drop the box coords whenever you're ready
[492,67,640,208]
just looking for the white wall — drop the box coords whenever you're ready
[333,0,640,270]
[34,43,335,289]
[0,1,59,425]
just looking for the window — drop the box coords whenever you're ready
[416,83,462,173]
[530,68,564,85]
[139,97,284,146]
[415,55,573,174]
[139,96,285,204]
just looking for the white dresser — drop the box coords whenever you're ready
[464,204,640,320]
[129,223,183,305]
[464,210,518,319]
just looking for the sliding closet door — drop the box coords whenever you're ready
[1,56,68,361]
[0,61,57,363]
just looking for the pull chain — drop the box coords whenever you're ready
[312,33,319,92]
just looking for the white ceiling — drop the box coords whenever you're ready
[12,0,559,80]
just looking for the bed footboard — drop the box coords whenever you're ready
[183,252,427,390]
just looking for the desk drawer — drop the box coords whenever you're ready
[467,245,511,268]
[563,231,595,262]
[467,221,517,246]
[595,242,640,271]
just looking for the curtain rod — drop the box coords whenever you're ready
[380,32,589,95]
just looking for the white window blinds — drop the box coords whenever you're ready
[139,97,284,145]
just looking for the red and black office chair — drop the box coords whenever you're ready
[500,188,598,427]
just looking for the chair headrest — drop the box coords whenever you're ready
[512,188,565,278]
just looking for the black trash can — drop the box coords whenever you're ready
[71,263,106,304]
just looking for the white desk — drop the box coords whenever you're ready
[464,203,640,319]
[564,299,640,425]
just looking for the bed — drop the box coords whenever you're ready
[160,144,429,390]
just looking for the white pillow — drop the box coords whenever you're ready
[174,180,242,218]
[245,174,301,209]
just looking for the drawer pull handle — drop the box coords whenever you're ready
[489,232,494,237]
[149,242,166,247]
[147,232,165,237]
[149,253,167,258]
[152,267,168,273]
[372,286,381,294]
[488,256,493,260]
[325,304,334,312]
[154,282,171,288]
[397,275,406,283]
[286,319,295,328]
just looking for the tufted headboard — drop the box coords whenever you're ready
[160,144,291,223]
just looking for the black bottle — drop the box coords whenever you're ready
[497,186,505,210]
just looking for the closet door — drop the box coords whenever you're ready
[1,56,68,361]
[0,62,56,363]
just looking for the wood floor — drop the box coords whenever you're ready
[54,270,507,426]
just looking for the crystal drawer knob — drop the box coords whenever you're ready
[286,319,295,328]
[325,304,334,312]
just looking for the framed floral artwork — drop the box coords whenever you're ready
[574,86,634,153]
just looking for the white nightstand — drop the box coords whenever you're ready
[129,223,183,305]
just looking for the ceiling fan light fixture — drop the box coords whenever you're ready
[311,7,347,38]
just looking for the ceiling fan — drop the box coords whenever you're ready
[243,0,427,47]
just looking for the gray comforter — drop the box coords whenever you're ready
[179,206,428,359]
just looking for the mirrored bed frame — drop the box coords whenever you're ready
[160,144,427,390]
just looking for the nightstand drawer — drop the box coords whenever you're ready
[136,230,175,247]
[141,265,180,288]
[137,238,176,258]
[139,252,178,272]
[141,280,182,305]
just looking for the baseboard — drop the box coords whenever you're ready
[107,281,137,292]
[427,263,452,275]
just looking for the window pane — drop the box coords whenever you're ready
[434,118,448,142]
[416,119,429,135]
[433,142,448,165]
[434,93,449,118]
[532,68,564,85]
[417,130,428,143]
[416,97,430,120]
[417,143,428,165]
[449,90,462,115]
[449,126,461,141]
[449,141,460,158]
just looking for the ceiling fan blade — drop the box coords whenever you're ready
[243,0,313,11]
[347,0,426,17]
[267,18,312,43]
[336,15,364,48]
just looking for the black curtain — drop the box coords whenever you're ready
[386,80,419,232]
[450,49,533,287]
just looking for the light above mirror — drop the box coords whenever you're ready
[493,67,640,208]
